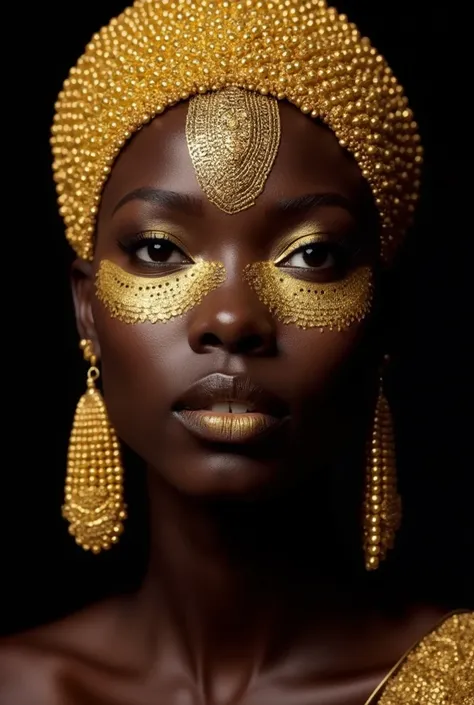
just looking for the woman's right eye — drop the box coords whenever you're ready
[133,238,191,265]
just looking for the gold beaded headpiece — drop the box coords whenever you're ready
[51,0,422,263]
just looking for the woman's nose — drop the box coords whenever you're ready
[187,279,277,357]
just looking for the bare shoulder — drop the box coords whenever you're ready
[1,596,125,654]
[0,597,128,705]
[0,643,63,705]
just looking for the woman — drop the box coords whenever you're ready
[1,0,472,703]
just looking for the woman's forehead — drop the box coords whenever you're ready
[99,99,366,222]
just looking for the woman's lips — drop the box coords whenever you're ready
[174,409,285,444]
[172,373,289,443]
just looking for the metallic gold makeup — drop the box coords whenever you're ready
[244,234,373,330]
[97,226,371,329]
[95,259,226,324]
[186,86,281,214]
[176,410,279,444]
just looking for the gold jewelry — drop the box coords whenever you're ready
[363,360,402,570]
[63,339,126,553]
[243,262,373,330]
[95,258,226,324]
[186,86,281,213]
[366,612,474,704]
[51,0,421,264]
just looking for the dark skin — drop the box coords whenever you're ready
[1,102,446,704]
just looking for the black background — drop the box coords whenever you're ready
[3,1,472,635]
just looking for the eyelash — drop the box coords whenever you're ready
[119,232,193,263]
[118,232,359,272]
[275,235,356,269]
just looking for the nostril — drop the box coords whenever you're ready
[200,332,223,349]
[242,334,265,352]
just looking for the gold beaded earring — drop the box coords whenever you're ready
[363,357,402,570]
[63,339,126,553]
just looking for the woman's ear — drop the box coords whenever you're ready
[71,258,101,358]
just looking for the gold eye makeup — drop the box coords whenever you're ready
[95,231,226,324]
[274,233,348,272]
[244,233,373,331]
[118,230,194,267]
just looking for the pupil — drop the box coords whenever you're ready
[302,244,329,267]
[147,240,172,262]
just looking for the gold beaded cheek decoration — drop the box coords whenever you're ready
[243,263,373,330]
[95,259,226,324]
[51,0,422,265]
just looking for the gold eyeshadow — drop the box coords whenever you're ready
[98,224,371,330]
[273,233,331,265]
[122,230,194,262]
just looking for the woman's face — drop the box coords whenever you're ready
[74,100,381,499]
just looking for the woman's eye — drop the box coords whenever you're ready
[134,238,190,264]
[279,242,337,270]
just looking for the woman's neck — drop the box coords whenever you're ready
[133,466,383,670]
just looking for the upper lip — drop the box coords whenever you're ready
[173,373,289,418]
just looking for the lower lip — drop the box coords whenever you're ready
[174,410,284,444]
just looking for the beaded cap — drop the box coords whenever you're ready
[51,0,422,262]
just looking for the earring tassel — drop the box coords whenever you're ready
[363,379,402,570]
[63,367,126,553]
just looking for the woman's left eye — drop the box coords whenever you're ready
[133,238,191,265]
[279,242,337,270]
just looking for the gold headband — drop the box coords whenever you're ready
[51,0,422,263]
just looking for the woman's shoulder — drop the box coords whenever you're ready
[1,596,124,653]
[0,640,63,705]
[0,597,128,705]
[373,611,474,705]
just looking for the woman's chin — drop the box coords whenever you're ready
[141,413,293,497]
[149,446,288,498]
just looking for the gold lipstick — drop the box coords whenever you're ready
[173,373,289,444]
[175,410,282,444]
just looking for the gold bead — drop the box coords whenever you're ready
[367,556,379,569]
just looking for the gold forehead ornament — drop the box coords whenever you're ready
[186,87,281,213]
[51,0,422,263]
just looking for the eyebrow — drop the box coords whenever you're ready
[113,187,358,221]
[272,192,358,219]
[112,187,203,216]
